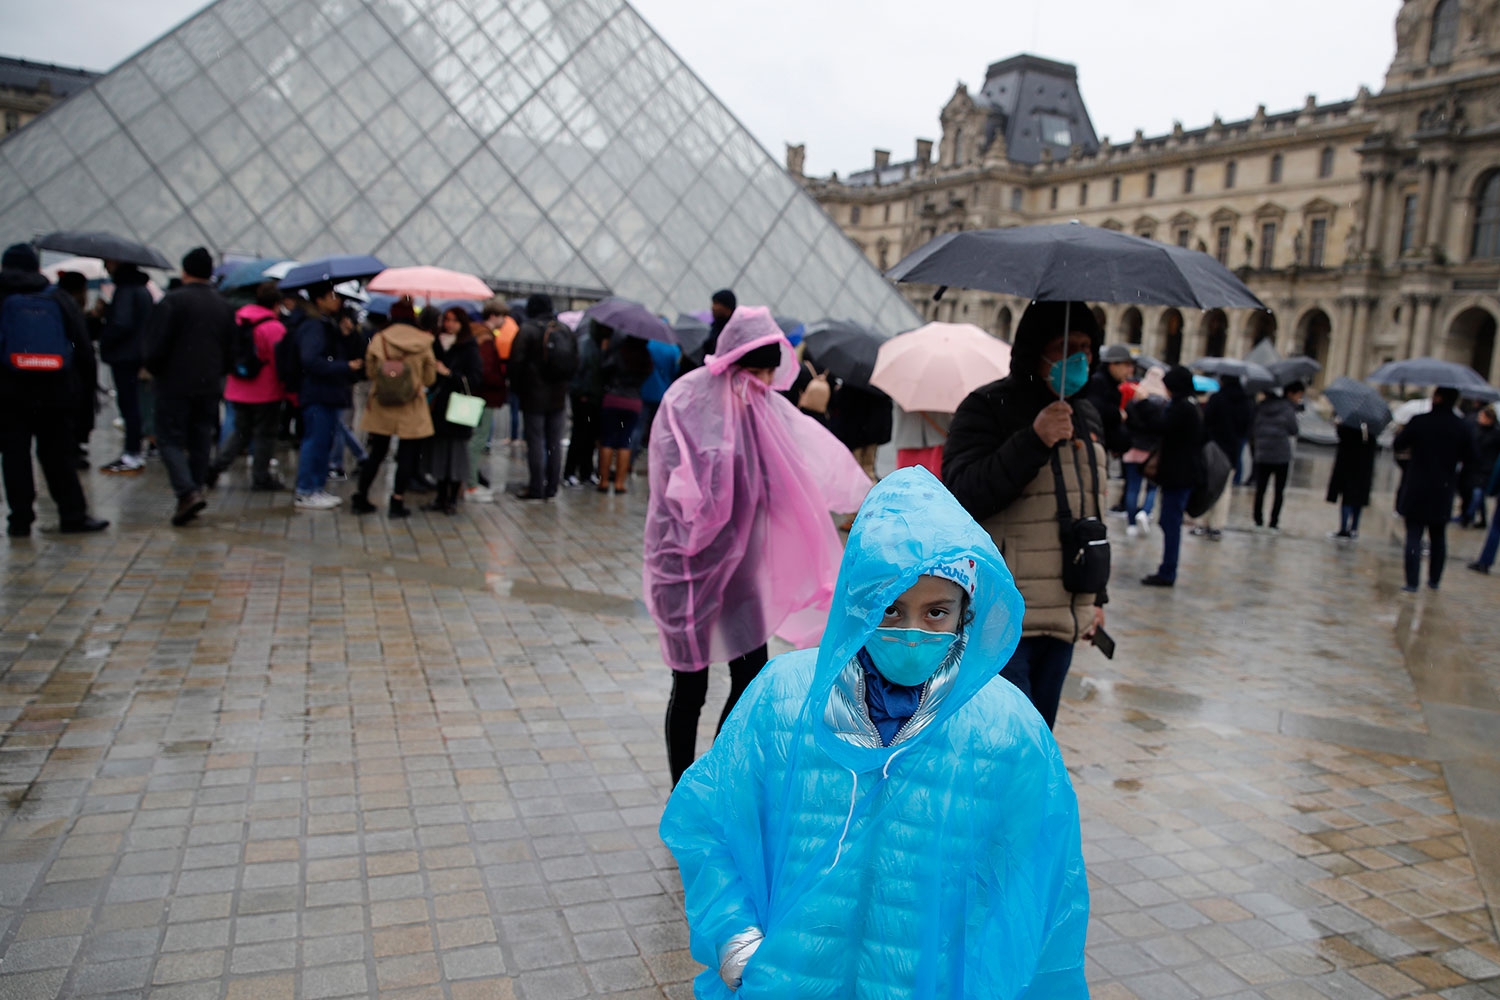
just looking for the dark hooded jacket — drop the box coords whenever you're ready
[144,282,236,397]
[1081,368,1128,455]
[97,265,154,366]
[1461,413,1500,496]
[944,301,1108,642]
[1133,366,1205,490]
[1394,407,1475,523]
[0,268,96,412]
[509,307,568,414]
[1203,375,1254,457]
[1327,422,1379,509]
[826,383,893,450]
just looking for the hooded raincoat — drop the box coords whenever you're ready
[644,307,871,671]
[660,467,1089,999]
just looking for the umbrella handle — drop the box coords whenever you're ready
[933,286,947,301]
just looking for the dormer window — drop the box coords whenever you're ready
[1038,114,1071,147]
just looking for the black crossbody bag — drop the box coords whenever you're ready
[1051,442,1111,594]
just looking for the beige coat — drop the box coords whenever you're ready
[361,324,437,439]
[979,438,1108,643]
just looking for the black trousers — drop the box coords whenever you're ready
[524,410,565,497]
[666,644,768,786]
[109,362,142,455]
[358,434,423,498]
[1,409,88,529]
[1404,518,1447,589]
[155,394,218,498]
[563,394,599,480]
[212,401,282,484]
[1252,462,1289,527]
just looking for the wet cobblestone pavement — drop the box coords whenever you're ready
[1,439,1497,999]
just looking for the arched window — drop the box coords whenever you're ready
[1472,171,1500,259]
[1430,0,1459,64]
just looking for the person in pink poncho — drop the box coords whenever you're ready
[645,306,872,785]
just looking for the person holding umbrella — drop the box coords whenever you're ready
[96,260,156,474]
[1326,419,1379,540]
[1249,381,1304,531]
[943,300,1108,729]
[1394,387,1475,592]
[1134,366,1206,586]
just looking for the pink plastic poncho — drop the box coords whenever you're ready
[644,307,873,672]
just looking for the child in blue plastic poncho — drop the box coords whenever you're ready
[660,467,1089,999]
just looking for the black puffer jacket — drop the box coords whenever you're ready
[97,265,153,366]
[1203,376,1254,457]
[0,268,96,413]
[1133,368,1205,490]
[143,282,236,397]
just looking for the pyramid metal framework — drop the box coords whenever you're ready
[0,0,919,332]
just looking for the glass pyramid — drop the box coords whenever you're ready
[0,0,918,332]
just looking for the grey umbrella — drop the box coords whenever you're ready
[1367,356,1491,392]
[1245,339,1281,368]
[1269,356,1321,387]
[34,230,171,269]
[1190,356,1274,384]
[1322,376,1392,433]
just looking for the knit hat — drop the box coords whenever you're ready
[182,246,214,279]
[1163,365,1195,399]
[1098,344,1133,364]
[525,292,554,318]
[2,243,40,272]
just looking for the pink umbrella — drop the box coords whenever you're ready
[367,265,492,301]
[870,322,1012,413]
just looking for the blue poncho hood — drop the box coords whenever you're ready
[661,468,1089,1000]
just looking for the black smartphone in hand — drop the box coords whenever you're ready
[1090,627,1116,660]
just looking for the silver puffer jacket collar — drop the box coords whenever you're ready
[822,632,969,749]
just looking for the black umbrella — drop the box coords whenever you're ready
[279,254,386,290]
[803,319,882,386]
[885,223,1267,310]
[583,296,675,344]
[1269,356,1320,386]
[1367,357,1491,392]
[672,314,711,361]
[34,230,171,269]
[1322,376,1392,433]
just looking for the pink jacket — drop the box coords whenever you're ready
[224,304,286,404]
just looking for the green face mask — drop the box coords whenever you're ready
[1049,350,1090,398]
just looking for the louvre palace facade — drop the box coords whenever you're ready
[800,0,1500,386]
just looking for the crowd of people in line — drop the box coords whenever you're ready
[10,239,1500,996]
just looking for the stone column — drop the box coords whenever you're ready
[1414,162,1437,253]
[1347,298,1375,378]
[1276,300,1300,356]
[1139,307,1161,359]
[1428,160,1455,254]
[1357,173,1376,254]
[1227,311,1251,359]
[1326,297,1355,379]
[1412,296,1438,358]
[1400,296,1418,357]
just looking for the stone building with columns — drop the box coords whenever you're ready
[797,0,1500,388]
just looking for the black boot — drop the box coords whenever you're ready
[350,492,377,515]
[388,497,410,519]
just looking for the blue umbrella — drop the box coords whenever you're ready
[279,254,385,291]
[1192,374,1220,394]
[583,296,675,344]
[364,292,399,316]
[774,315,805,347]
[219,257,295,290]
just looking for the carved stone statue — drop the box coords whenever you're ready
[1395,0,1424,61]
[1293,229,1305,265]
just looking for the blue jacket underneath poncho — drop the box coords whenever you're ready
[660,467,1089,999]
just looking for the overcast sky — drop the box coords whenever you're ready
[7,0,1401,176]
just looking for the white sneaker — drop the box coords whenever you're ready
[295,491,340,510]
[465,486,494,503]
[1134,511,1150,532]
[1126,523,1139,539]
